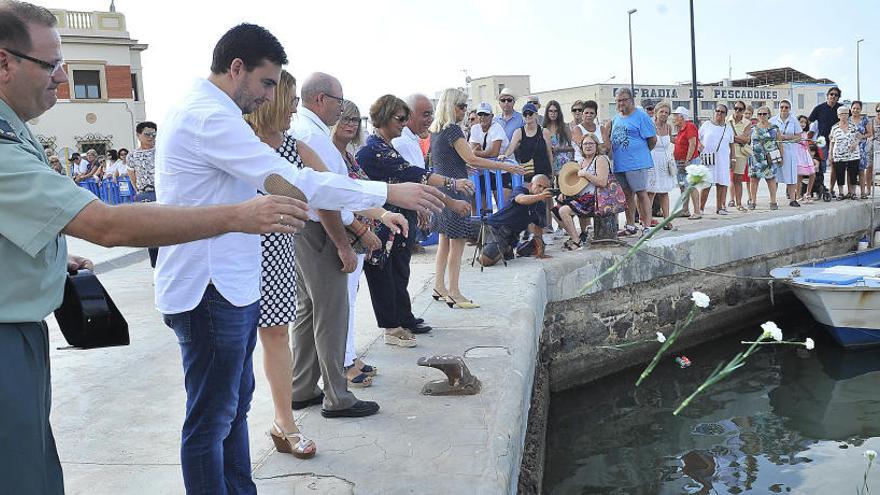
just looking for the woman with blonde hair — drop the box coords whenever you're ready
[646,101,675,226]
[429,88,525,308]
[244,70,317,459]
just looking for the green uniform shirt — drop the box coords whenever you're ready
[0,99,96,323]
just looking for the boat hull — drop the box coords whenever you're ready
[789,283,880,349]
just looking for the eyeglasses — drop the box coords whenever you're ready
[571,108,584,113]
[757,112,770,116]
[340,117,360,126]
[715,109,727,113]
[456,103,468,110]
[323,93,344,103]
[523,111,535,117]
[393,114,408,123]
[499,98,514,103]
[2,47,63,74]
[734,106,745,111]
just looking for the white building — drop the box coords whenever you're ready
[467,68,876,124]
[29,7,147,163]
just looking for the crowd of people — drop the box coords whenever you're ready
[2,0,879,493]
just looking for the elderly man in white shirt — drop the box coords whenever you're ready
[288,72,383,419]
[392,93,432,169]
[155,25,444,494]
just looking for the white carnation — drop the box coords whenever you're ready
[685,164,712,190]
[691,291,710,308]
[656,332,667,343]
[760,321,783,342]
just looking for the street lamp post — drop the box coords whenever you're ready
[857,39,864,100]
[627,9,637,97]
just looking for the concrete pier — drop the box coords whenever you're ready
[52,199,877,494]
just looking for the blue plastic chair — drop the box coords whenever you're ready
[78,178,100,198]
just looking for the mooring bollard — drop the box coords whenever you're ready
[417,355,481,396]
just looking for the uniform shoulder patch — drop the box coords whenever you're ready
[0,118,22,143]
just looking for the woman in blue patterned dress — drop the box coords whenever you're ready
[429,88,525,309]
[749,106,783,210]
[851,101,870,198]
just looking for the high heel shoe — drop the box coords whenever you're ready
[445,295,480,309]
[269,421,316,459]
[432,289,447,301]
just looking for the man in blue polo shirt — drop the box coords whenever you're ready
[605,87,657,236]
[494,87,524,142]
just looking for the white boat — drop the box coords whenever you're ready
[770,247,880,348]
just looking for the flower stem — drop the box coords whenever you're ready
[578,185,694,295]
[636,304,698,387]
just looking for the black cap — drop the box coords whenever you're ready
[642,99,655,109]
[71,152,81,159]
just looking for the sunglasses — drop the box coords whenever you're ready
[499,98,514,103]
[571,108,584,112]
[829,93,841,97]
[757,112,770,116]
[523,111,535,117]
[393,115,408,123]
[715,109,727,113]
[142,130,157,137]
[456,103,468,110]
[734,107,745,111]
[340,116,360,126]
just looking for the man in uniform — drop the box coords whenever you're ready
[0,2,444,493]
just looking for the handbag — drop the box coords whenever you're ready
[700,124,728,166]
[54,270,129,349]
[594,172,627,217]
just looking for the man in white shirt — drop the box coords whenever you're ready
[155,25,444,494]
[470,102,514,199]
[289,72,380,419]
[392,93,432,169]
[70,152,89,182]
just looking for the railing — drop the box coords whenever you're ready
[78,177,136,205]
[66,11,93,30]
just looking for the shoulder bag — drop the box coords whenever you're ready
[765,127,783,164]
[700,123,727,166]
[594,158,627,217]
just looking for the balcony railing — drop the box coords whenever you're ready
[65,10,93,30]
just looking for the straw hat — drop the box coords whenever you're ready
[558,161,588,196]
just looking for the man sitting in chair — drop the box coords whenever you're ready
[480,174,552,266]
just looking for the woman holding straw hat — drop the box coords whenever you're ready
[554,133,610,250]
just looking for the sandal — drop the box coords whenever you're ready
[688,213,702,220]
[737,205,748,212]
[384,327,417,347]
[716,209,729,215]
[431,288,448,301]
[357,361,378,377]
[748,202,756,210]
[769,203,779,210]
[728,200,736,207]
[445,295,480,309]
[663,222,673,230]
[269,421,316,459]
[563,239,582,251]
[346,366,373,388]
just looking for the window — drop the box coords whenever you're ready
[73,70,101,99]
[700,100,716,110]
[131,73,139,101]
[673,101,690,110]
[798,94,805,109]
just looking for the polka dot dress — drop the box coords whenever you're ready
[258,135,304,328]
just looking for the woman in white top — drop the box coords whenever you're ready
[102,149,128,181]
[829,105,861,200]
[697,103,735,215]
[571,100,607,156]
[646,102,676,227]
[770,99,803,206]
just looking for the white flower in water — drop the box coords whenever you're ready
[761,321,783,342]
[691,291,710,308]
[805,338,815,350]
[685,164,712,190]
[656,332,667,343]
[866,450,877,462]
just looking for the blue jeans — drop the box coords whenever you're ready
[163,285,259,495]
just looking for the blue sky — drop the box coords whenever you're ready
[59,0,879,123]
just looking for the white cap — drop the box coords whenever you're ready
[672,106,690,120]
[498,87,516,100]
[476,102,493,115]
[527,95,540,104]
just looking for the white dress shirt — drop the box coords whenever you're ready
[292,107,355,224]
[154,78,387,314]
[391,126,426,169]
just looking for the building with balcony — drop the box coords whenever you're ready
[29,7,147,160]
